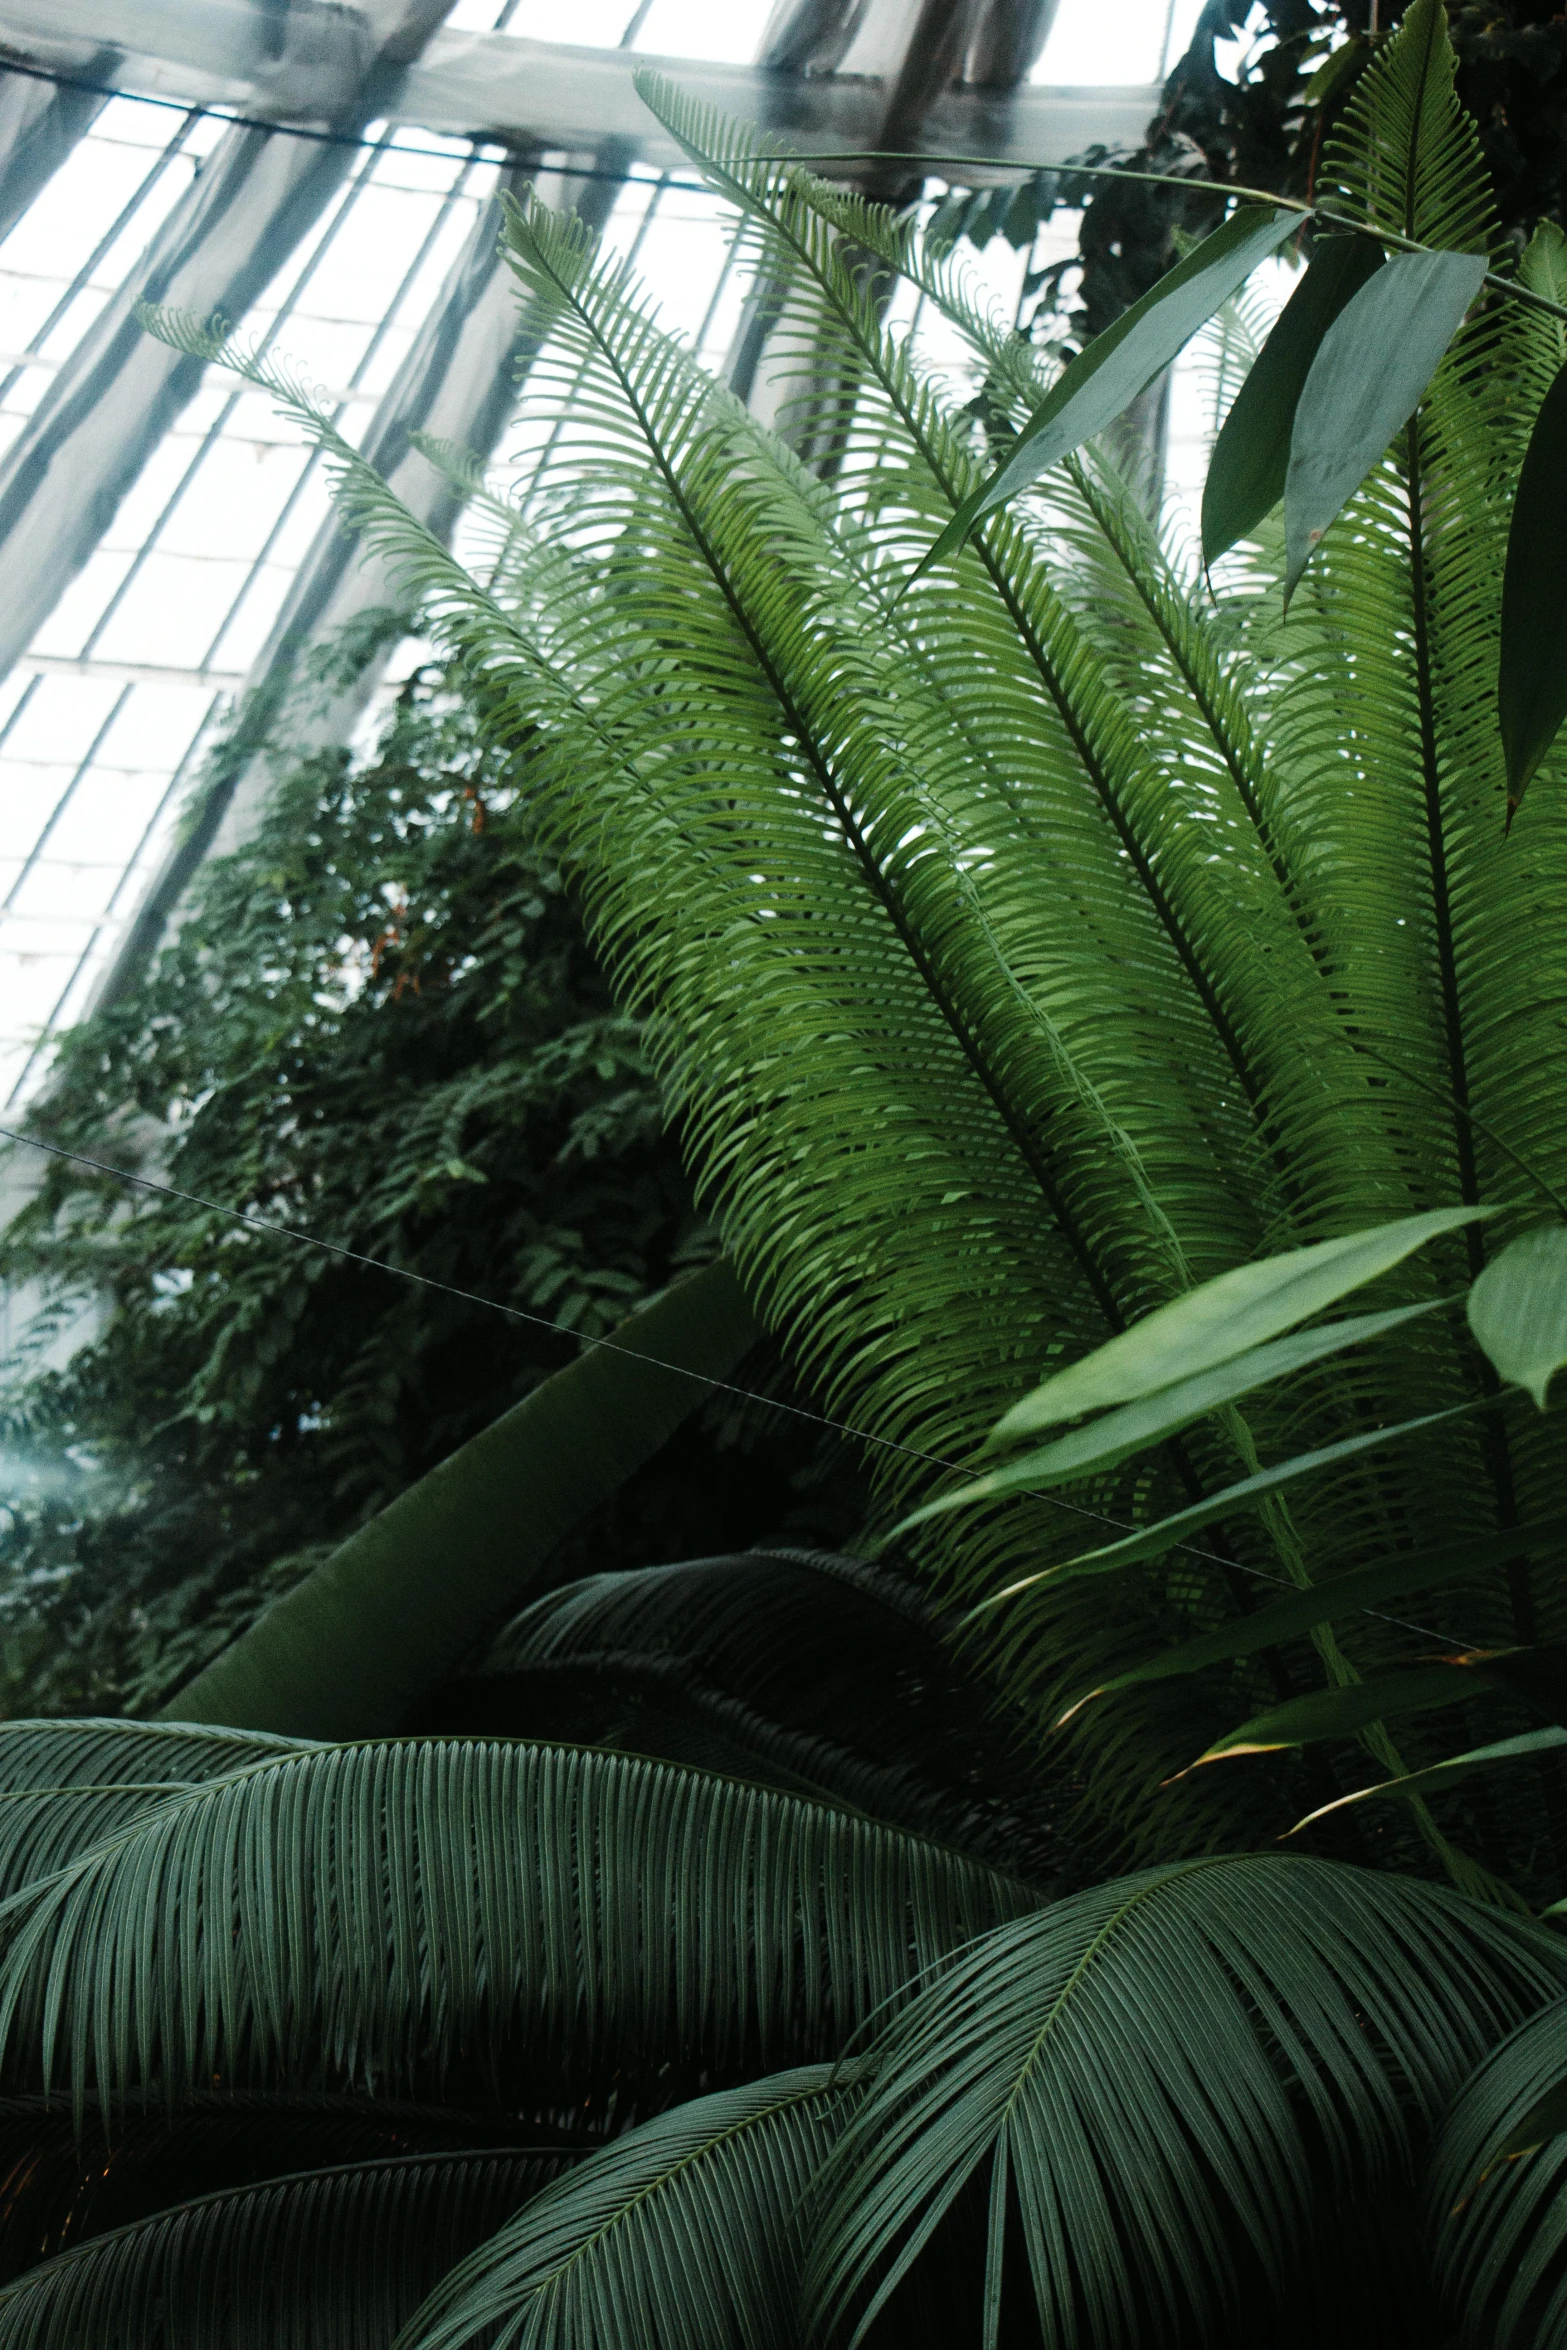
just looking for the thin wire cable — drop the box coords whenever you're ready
[0,1121,1502,1651]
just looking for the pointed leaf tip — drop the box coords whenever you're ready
[1202,234,1383,569]
[925,202,1299,571]
[1467,1225,1567,1410]
[1283,247,1487,597]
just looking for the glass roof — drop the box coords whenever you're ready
[0,0,1212,1112]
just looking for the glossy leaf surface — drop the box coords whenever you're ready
[991,1206,1485,1442]
[920,204,1299,575]
[1202,233,1383,567]
[1469,1224,1567,1409]
[1283,247,1487,601]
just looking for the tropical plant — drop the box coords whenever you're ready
[1,0,1565,2338]
[0,646,858,1719]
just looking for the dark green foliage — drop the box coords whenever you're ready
[0,660,858,1718]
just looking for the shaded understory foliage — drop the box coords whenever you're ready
[0,659,860,1717]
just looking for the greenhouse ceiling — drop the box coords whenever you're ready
[0,0,1193,1113]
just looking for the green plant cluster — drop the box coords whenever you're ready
[0,658,853,1718]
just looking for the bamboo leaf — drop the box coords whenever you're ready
[1500,361,1567,820]
[898,1296,1446,1531]
[980,1399,1485,1599]
[159,1260,763,1738]
[991,1206,1487,1443]
[1283,248,1488,602]
[1290,1727,1567,1835]
[1194,1664,1494,1766]
[918,204,1300,577]
[1468,1225,1567,1410]
[1065,1517,1567,1719]
[1202,235,1384,567]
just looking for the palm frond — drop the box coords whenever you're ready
[421,1549,1063,1878]
[806,1853,1565,2349]
[0,2146,568,2349]
[396,2067,842,2350]
[1429,1995,1567,2349]
[0,1725,1033,2115]
[0,2089,579,2286]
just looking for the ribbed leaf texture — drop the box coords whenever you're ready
[0,1725,1032,2115]
[1429,1995,1567,2349]
[396,2068,844,2350]
[805,1854,1566,2350]
[418,1549,1063,1879]
[138,0,1567,1889]
[0,2148,568,2349]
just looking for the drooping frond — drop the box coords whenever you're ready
[1428,1995,1567,2349]
[0,1725,1034,2115]
[0,2147,569,2349]
[396,2068,844,2350]
[806,1854,1566,2349]
[0,2090,579,2284]
[423,1550,1062,1878]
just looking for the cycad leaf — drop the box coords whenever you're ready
[1202,234,1384,567]
[1468,1225,1567,1410]
[1500,360,1567,817]
[0,2089,572,2286]
[807,1856,1564,2349]
[1429,1997,1567,2350]
[161,1260,763,1738]
[1283,249,1488,601]
[990,1207,1485,1442]
[1067,1517,1567,1716]
[397,2068,844,2350]
[1290,1727,1567,1835]
[0,1727,1032,2114]
[436,1550,1058,1878]
[901,1297,1444,1529]
[920,204,1300,575]
[0,2148,569,2349]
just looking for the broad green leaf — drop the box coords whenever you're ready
[1290,1727,1567,1836]
[160,1260,762,1737]
[1468,1224,1567,1409]
[1283,247,1488,602]
[1195,1663,1487,1765]
[1499,362,1567,817]
[978,1399,1484,1601]
[992,1205,1486,1442]
[899,1295,1445,1532]
[917,204,1299,577]
[1201,235,1383,567]
[1063,1517,1567,1720]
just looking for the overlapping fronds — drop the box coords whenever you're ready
[1428,1996,1567,2348]
[139,0,1567,1874]
[396,2068,844,2350]
[447,1549,1060,1876]
[806,1854,1566,2349]
[0,2147,568,2349]
[0,1725,1033,2116]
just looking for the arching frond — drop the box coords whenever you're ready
[396,2068,842,2350]
[0,2091,577,2285]
[0,1727,1033,2114]
[0,2147,568,2349]
[1429,1995,1567,2349]
[806,1854,1565,2349]
[423,1549,1061,1878]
